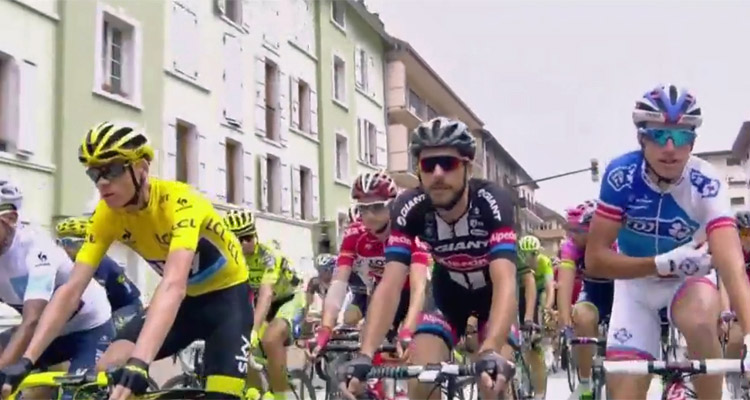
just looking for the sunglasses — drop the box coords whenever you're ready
[85,163,130,183]
[57,237,84,248]
[356,201,390,214]
[238,235,256,243]
[419,156,464,173]
[640,128,696,148]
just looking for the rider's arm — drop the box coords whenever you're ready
[321,228,360,329]
[404,263,427,333]
[543,262,555,309]
[556,260,576,327]
[718,277,730,313]
[522,271,536,322]
[303,279,316,317]
[253,248,281,331]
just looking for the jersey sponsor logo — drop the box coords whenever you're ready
[154,233,171,248]
[172,218,197,231]
[477,188,502,222]
[175,197,193,212]
[625,216,697,242]
[387,233,412,247]
[688,168,720,198]
[490,229,516,244]
[205,217,243,265]
[436,254,488,270]
[396,193,426,227]
[606,163,637,192]
[470,228,488,236]
[433,239,488,253]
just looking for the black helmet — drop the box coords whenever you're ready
[410,117,476,160]
[737,211,750,230]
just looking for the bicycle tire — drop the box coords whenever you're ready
[288,368,317,400]
[161,374,200,389]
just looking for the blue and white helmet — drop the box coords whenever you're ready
[0,181,22,215]
[632,84,702,129]
[315,253,336,272]
[736,211,750,230]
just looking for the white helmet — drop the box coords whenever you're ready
[0,181,22,214]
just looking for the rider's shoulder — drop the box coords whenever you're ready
[469,179,513,204]
[678,156,724,198]
[342,220,367,238]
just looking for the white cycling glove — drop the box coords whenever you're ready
[654,240,713,278]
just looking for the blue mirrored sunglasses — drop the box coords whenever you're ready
[640,128,696,148]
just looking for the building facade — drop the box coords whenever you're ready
[533,202,566,257]
[0,0,60,229]
[696,149,748,212]
[314,0,390,250]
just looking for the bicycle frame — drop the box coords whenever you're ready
[8,371,109,400]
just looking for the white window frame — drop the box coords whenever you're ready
[297,78,311,133]
[355,46,368,91]
[335,132,349,183]
[299,165,313,220]
[330,0,346,31]
[266,154,282,214]
[93,4,143,108]
[332,54,346,105]
[225,138,243,204]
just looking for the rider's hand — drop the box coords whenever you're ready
[654,240,712,278]
[720,310,735,336]
[307,325,332,359]
[561,325,574,341]
[475,349,515,400]
[337,352,373,400]
[250,329,261,349]
[0,357,33,398]
[396,328,413,359]
[109,357,151,400]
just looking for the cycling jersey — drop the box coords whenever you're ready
[94,255,141,311]
[529,254,553,291]
[245,242,300,300]
[598,151,731,359]
[78,178,247,297]
[0,226,110,334]
[387,179,517,347]
[338,220,430,290]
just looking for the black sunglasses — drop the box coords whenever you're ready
[85,163,130,183]
[419,156,464,173]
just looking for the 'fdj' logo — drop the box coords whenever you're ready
[689,168,720,198]
[626,216,698,241]
[606,163,637,192]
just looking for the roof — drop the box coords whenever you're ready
[479,129,538,189]
[694,149,733,158]
[733,121,750,160]
[535,202,565,222]
[388,37,484,127]
[345,0,393,45]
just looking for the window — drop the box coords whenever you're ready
[408,89,424,118]
[427,105,438,120]
[729,179,747,188]
[333,55,346,103]
[331,0,345,29]
[171,1,199,80]
[223,0,243,25]
[337,211,349,243]
[264,60,280,141]
[266,155,281,213]
[96,8,141,103]
[299,166,313,219]
[225,139,242,204]
[175,121,196,184]
[727,158,742,166]
[355,46,367,90]
[731,197,746,206]
[298,79,311,132]
[0,53,16,152]
[358,119,377,165]
[222,33,243,127]
[335,134,349,181]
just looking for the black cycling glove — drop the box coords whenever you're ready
[0,357,33,393]
[338,353,373,384]
[111,357,151,395]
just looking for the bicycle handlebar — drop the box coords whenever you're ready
[323,343,397,353]
[366,361,514,383]
[603,358,750,375]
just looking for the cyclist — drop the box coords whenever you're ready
[557,200,614,400]
[55,216,143,332]
[517,235,553,399]
[224,209,305,400]
[305,253,336,317]
[0,122,251,399]
[0,181,113,385]
[311,170,430,357]
[585,84,750,399]
[339,117,517,400]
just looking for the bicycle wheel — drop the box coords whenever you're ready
[161,374,200,389]
[288,368,317,400]
[511,351,534,400]
[565,343,577,392]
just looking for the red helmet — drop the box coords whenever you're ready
[351,170,397,201]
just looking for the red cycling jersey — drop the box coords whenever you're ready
[337,221,429,289]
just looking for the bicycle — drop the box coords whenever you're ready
[718,311,750,399]
[559,319,609,392]
[8,370,207,400]
[507,323,538,400]
[161,340,206,389]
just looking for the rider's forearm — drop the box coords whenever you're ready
[556,269,575,326]
[253,285,274,330]
[715,257,750,334]
[0,321,36,368]
[544,281,555,309]
[479,270,516,353]
[360,280,402,358]
[403,266,427,332]
[130,279,185,363]
[23,284,85,362]
[523,275,536,321]
[718,278,731,312]
[585,246,656,279]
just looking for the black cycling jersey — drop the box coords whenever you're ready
[385,178,517,289]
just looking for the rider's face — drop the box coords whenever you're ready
[419,148,468,208]
[0,212,17,249]
[319,269,333,282]
[640,123,694,181]
[240,235,256,254]
[88,161,146,208]
[358,195,390,232]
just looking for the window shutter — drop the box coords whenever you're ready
[254,57,266,136]
[16,60,37,156]
[292,165,302,219]
[223,33,243,127]
[172,3,199,79]
[242,150,255,209]
[281,160,291,216]
[215,137,227,203]
[278,70,288,145]
[310,89,318,135]
[162,121,177,179]
[376,128,387,167]
[357,118,367,162]
[241,0,252,30]
[197,132,209,195]
[289,75,299,130]
[186,7,199,79]
[354,46,362,88]
[311,172,319,220]
[259,154,268,211]
[214,0,226,16]
[262,1,280,49]
[368,55,376,97]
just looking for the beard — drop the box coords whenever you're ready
[427,184,460,208]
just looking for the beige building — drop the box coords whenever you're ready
[695,149,748,212]
[533,203,566,257]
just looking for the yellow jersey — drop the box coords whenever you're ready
[245,242,300,300]
[77,178,248,297]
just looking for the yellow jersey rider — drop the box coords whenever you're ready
[224,209,305,400]
[0,122,251,399]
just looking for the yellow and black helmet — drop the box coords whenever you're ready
[79,121,154,166]
[55,217,90,238]
[224,209,256,237]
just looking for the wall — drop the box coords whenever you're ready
[697,153,748,212]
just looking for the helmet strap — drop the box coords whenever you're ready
[124,165,144,208]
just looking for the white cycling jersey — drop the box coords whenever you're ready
[0,225,110,335]
[597,151,734,359]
